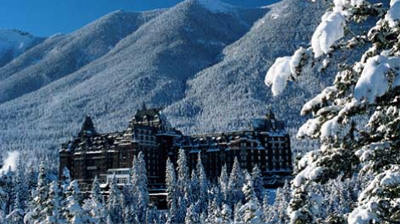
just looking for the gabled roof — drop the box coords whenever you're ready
[134,108,162,122]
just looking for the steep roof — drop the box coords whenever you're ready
[134,107,162,122]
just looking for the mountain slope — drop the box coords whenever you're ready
[0,29,44,68]
[0,0,267,152]
[165,0,328,133]
[0,9,162,104]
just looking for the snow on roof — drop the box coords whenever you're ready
[207,148,220,152]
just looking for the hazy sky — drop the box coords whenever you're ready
[0,0,278,37]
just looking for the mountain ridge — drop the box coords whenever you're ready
[0,0,329,154]
[0,29,45,68]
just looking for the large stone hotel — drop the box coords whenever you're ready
[59,107,292,191]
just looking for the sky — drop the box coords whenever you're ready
[0,0,278,37]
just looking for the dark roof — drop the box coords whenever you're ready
[79,116,97,137]
[134,108,162,121]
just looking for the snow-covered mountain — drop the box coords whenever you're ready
[0,0,327,153]
[0,29,44,67]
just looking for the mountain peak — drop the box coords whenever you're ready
[0,29,44,67]
[0,29,36,49]
[192,0,236,13]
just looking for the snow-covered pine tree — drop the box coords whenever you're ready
[176,149,190,222]
[196,153,208,213]
[26,165,37,200]
[221,203,232,223]
[228,157,245,206]
[233,201,243,224]
[106,214,113,224]
[145,206,158,224]
[239,173,263,224]
[42,181,63,223]
[106,174,123,224]
[131,152,149,222]
[64,180,93,224]
[0,171,12,221]
[218,164,229,203]
[185,203,200,224]
[176,194,187,223]
[265,0,400,223]
[4,162,25,224]
[4,209,24,224]
[251,165,264,203]
[24,162,48,224]
[83,176,107,223]
[209,185,223,209]
[13,159,28,212]
[190,169,200,204]
[165,158,178,223]
[206,199,222,224]
[264,180,291,223]
[177,149,190,198]
[61,167,71,192]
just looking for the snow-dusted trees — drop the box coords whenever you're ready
[251,165,264,203]
[175,149,190,222]
[228,157,245,206]
[107,175,123,224]
[83,176,107,223]
[263,181,291,224]
[219,164,229,203]
[130,152,149,222]
[238,175,264,224]
[166,158,178,223]
[196,154,208,212]
[64,180,93,223]
[25,162,48,223]
[42,181,63,223]
[185,203,200,224]
[177,149,190,199]
[265,0,400,223]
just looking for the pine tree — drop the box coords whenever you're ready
[25,162,48,224]
[13,159,28,212]
[190,169,200,204]
[206,199,221,224]
[176,149,190,222]
[218,164,229,203]
[64,180,92,223]
[146,206,158,224]
[221,203,232,223]
[196,153,208,213]
[131,152,149,222]
[228,157,244,206]
[83,176,107,223]
[106,214,113,224]
[60,167,71,192]
[233,201,243,224]
[185,203,200,224]
[177,149,190,199]
[106,174,123,224]
[209,185,223,209]
[265,0,400,223]
[165,158,178,223]
[240,175,263,224]
[123,205,137,224]
[0,170,13,221]
[42,181,63,223]
[251,165,264,203]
